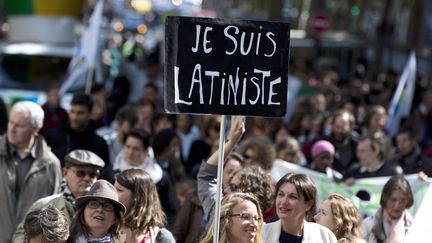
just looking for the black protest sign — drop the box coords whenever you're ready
[164,16,290,117]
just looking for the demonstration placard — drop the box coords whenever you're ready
[164,16,290,117]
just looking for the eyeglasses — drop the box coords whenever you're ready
[229,183,239,192]
[86,200,114,212]
[230,213,261,223]
[69,168,99,178]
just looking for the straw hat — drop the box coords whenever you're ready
[75,180,126,214]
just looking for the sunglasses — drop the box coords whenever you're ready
[70,168,99,178]
[87,200,114,212]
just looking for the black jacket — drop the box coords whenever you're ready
[392,147,432,176]
[344,161,403,180]
[44,122,109,167]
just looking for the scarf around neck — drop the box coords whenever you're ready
[76,234,114,243]
[61,179,76,207]
[113,152,163,183]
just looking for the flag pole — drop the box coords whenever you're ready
[85,67,94,94]
[213,115,226,243]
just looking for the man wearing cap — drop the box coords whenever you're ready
[12,149,105,243]
[0,101,62,243]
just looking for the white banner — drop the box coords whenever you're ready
[270,159,431,217]
[405,183,432,242]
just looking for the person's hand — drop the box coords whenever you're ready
[344,177,356,186]
[229,116,245,144]
[207,116,245,166]
[418,171,428,181]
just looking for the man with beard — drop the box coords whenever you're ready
[12,149,105,243]
[44,93,109,169]
[321,109,359,176]
[362,176,414,243]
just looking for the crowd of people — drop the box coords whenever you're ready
[0,52,431,243]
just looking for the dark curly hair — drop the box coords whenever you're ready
[228,165,275,212]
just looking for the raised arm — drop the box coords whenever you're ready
[206,116,245,166]
[197,116,245,219]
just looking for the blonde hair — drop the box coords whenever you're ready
[327,194,362,239]
[337,236,366,243]
[200,193,263,243]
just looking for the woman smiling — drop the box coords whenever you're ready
[262,173,337,243]
[200,192,263,243]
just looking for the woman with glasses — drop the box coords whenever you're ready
[200,192,264,243]
[67,180,126,243]
[114,169,176,243]
[314,194,365,243]
[263,173,337,243]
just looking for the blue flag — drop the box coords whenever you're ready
[60,0,104,94]
[385,51,416,137]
